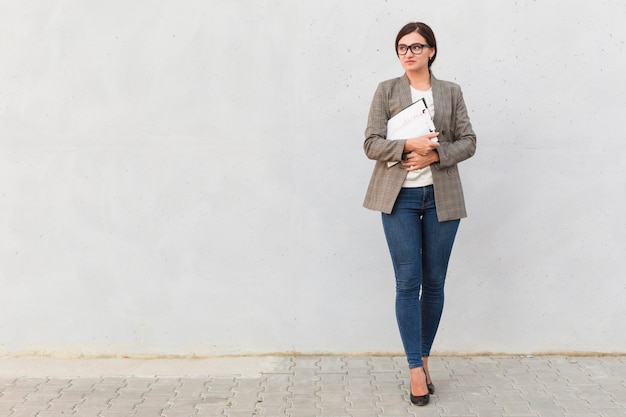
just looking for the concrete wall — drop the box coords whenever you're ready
[1,0,625,357]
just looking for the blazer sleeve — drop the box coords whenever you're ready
[363,82,405,163]
[434,86,476,168]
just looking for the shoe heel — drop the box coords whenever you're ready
[427,382,435,394]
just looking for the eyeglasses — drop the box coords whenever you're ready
[397,43,431,55]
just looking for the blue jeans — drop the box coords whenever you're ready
[382,186,459,369]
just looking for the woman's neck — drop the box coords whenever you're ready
[406,69,431,90]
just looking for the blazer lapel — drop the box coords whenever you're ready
[430,73,446,131]
[399,74,412,110]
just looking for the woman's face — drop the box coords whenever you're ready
[397,31,434,73]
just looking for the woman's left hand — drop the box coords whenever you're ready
[402,150,440,171]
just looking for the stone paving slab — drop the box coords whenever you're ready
[0,356,624,416]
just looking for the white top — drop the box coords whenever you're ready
[402,86,435,188]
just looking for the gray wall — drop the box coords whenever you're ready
[1,0,625,357]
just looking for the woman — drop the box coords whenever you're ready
[363,22,476,406]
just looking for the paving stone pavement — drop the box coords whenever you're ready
[0,355,625,416]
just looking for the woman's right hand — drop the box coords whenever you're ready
[404,132,440,156]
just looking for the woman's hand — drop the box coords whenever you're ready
[402,150,440,171]
[404,132,440,156]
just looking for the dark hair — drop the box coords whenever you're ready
[395,22,437,68]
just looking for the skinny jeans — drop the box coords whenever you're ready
[381,185,459,369]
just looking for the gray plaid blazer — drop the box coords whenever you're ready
[363,73,476,221]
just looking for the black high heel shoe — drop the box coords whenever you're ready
[410,370,430,406]
[410,388,430,406]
